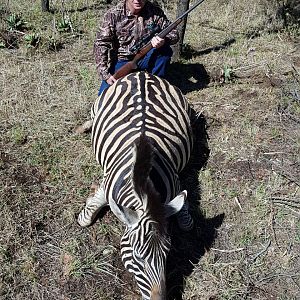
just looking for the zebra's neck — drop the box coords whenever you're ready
[104,136,180,209]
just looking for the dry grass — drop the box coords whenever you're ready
[1,0,300,299]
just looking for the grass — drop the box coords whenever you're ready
[1,0,300,299]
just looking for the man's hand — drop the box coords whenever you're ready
[151,36,165,49]
[107,75,117,85]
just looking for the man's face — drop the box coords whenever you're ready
[126,0,147,14]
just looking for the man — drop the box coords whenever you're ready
[94,0,179,95]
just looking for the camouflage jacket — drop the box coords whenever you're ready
[94,1,179,80]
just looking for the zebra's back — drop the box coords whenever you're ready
[92,71,192,176]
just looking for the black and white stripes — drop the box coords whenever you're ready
[78,72,193,299]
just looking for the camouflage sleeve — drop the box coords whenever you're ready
[163,21,179,45]
[93,11,115,81]
[154,8,179,45]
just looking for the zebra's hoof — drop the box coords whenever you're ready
[77,195,106,227]
[74,120,93,134]
[77,220,91,227]
[77,214,92,227]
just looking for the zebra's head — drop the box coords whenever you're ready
[110,188,187,300]
[108,135,187,299]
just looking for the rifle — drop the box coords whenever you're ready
[112,0,206,80]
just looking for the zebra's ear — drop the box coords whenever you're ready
[109,198,140,227]
[165,190,187,218]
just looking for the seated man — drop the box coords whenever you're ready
[94,0,179,95]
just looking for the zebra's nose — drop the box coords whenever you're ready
[150,284,165,300]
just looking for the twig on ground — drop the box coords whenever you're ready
[284,112,300,124]
[247,160,255,180]
[290,276,300,291]
[292,64,300,79]
[233,62,266,72]
[276,171,300,187]
[257,272,300,285]
[199,23,227,32]
[266,157,300,186]
[250,240,271,262]
[210,247,245,253]
[272,203,300,217]
[270,197,300,209]
[87,267,120,281]
[234,196,243,212]
[269,202,280,249]
[51,221,74,234]
[263,151,285,155]
[12,30,26,35]
[192,101,214,105]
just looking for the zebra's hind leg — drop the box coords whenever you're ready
[176,202,194,231]
[77,182,107,227]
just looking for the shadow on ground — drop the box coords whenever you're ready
[166,110,225,300]
[166,63,210,94]
[166,38,237,94]
[182,38,236,59]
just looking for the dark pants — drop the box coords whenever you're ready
[98,44,173,96]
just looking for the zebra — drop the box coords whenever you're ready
[78,71,193,300]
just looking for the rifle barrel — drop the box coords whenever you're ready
[176,0,206,21]
[158,0,206,39]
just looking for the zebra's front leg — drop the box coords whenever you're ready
[77,182,107,227]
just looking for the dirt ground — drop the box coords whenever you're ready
[1,0,300,299]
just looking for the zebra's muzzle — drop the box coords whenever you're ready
[150,284,165,300]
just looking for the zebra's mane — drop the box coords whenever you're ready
[133,133,153,192]
[133,134,166,233]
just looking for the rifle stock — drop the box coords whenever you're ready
[112,0,205,80]
[113,61,138,80]
[113,43,153,80]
